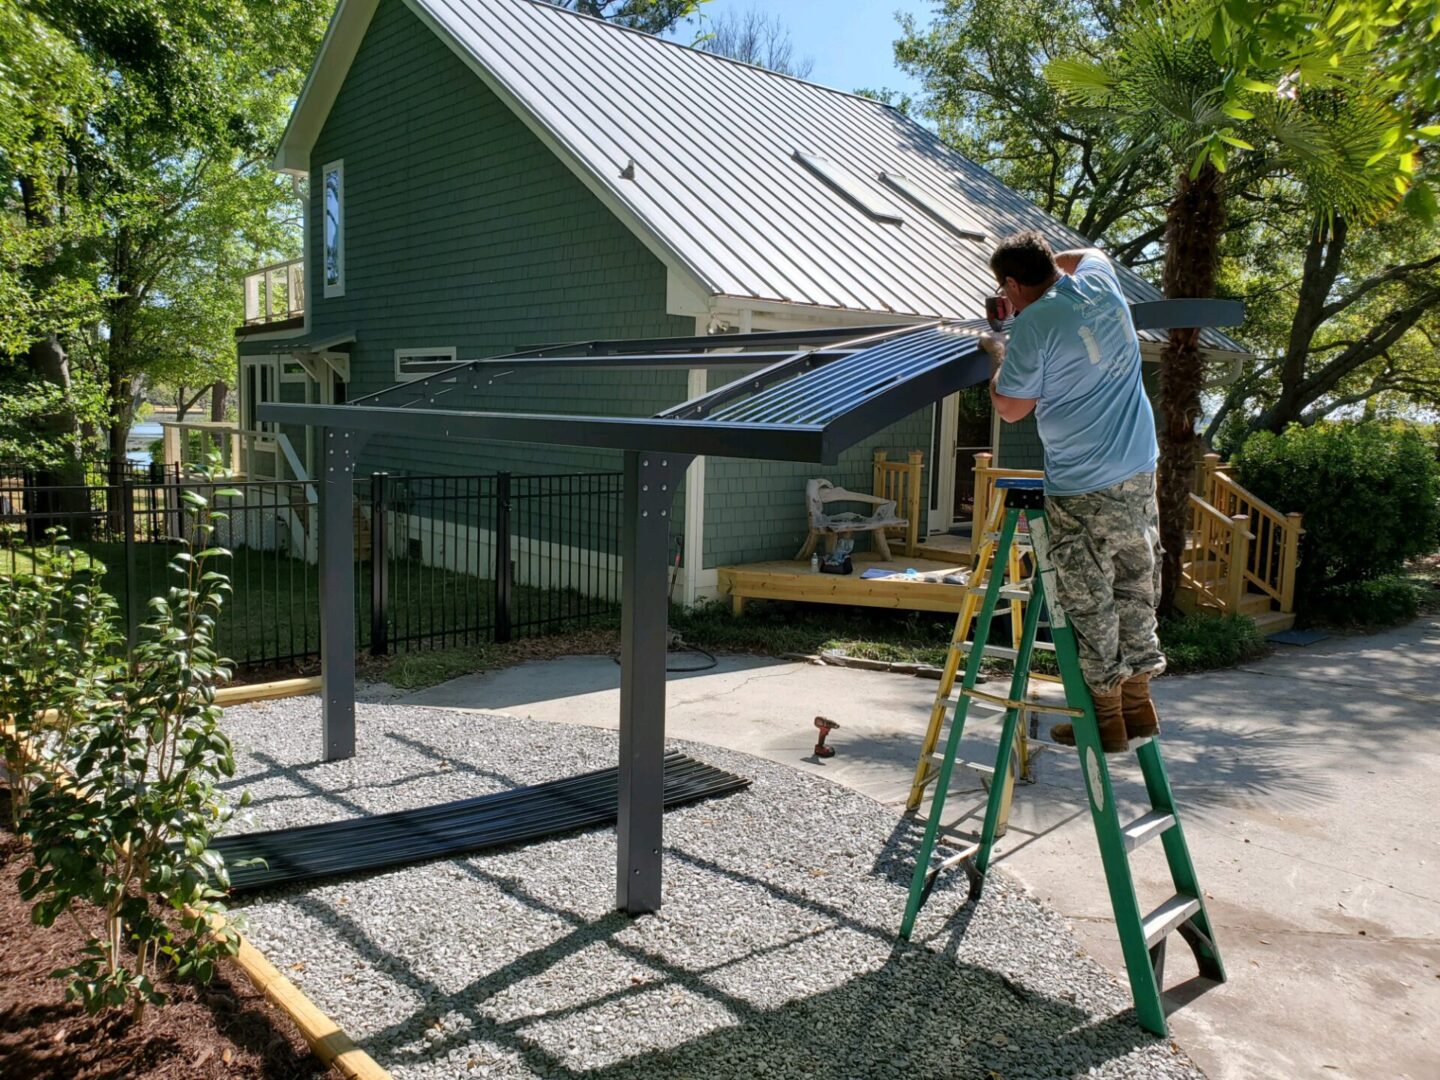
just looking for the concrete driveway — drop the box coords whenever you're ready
[399,617,1440,1080]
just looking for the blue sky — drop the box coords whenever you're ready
[666,1,932,99]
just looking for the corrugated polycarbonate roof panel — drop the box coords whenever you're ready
[706,325,982,425]
[391,0,1245,351]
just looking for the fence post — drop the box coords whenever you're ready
[122,479,139,653]
[370,472,389,656]
[495,472,513,643]
[1280,512,1303,614]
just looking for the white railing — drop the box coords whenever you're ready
[243,258,305,326]
[160,420,312,494]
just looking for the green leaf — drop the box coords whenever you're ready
[1402,180,1438,222]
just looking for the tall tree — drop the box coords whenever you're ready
[696,8,814,78]
[2,0,326,470]
[1048,0,1417,613]
[894,0,1176,264]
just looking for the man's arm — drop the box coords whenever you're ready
[979,333,1037,423]
[1054,247,1106,275]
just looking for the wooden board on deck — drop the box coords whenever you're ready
[719,554,971,615]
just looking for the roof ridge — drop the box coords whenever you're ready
[507,0,902,112]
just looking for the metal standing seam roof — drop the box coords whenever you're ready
[375,0,1243,354]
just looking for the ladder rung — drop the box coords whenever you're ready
[1121,810,1176,853]
[968,583,1031,601]
[1142,895,1202,949]
[961,687,1084,717]
[953,641,1057,658]
[924,755,995,777]
[931,843,981,876]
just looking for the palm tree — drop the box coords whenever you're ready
[1047,0,1413,614]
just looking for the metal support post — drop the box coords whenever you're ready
[319,428,368,761]
[494,472,513,643]
[616,449,691,914]
[370,473,389,657]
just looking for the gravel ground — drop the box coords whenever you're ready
[220,699,1205,1080]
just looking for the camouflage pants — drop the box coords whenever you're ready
[1031,472,1166,696]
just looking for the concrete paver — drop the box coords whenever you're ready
[399,619,1440,1079]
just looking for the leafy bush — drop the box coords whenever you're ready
[1230,421,1440,600]
[1159,612,1268,674]
[0,529,121,826]
[1304,575,1423,628]
[17,462,245,1020]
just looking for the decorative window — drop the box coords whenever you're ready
[879,171,986,241]
[793,150,904,225]
[322,159,345,297]
[280,359,309,383]
[394,346,458,381]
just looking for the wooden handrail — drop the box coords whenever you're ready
[873,449,924,556]
[1200,454,1303,613]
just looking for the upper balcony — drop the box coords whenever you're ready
[239,258,305,335]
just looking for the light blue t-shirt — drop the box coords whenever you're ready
[995,253,1158,496]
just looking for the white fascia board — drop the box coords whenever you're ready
[273,0,382,174]
[396,0,717,305]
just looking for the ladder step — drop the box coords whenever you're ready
[1142,895,1202,949]
[961,686,1084,717]
[968,583,1032,601]
[1121,810,1177,853]
[953,641,1057,658]
[924,755,995,777]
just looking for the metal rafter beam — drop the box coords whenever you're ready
[258,402,828,462]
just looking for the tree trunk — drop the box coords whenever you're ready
[106,228,138,486]
[1157,163,1225,616]
[24,335,92,539]
[210,381,227,422]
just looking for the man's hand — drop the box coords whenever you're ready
[978,332,1006,376]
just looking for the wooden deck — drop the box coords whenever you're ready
[913,531,973,562]
[718,553,972,615]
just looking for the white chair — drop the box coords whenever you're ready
[795,478,907,561]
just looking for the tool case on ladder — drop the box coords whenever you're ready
[899,477,1226,1037]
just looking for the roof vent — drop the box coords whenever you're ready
[879,171,986,241]
[793,151,904,225]
[620,158,638,181]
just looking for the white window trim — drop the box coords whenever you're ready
[394,346,458,382]
[321,158,345,298]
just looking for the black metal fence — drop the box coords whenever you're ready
[0,470,623,671]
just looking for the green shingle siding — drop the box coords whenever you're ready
[304,0,692,485]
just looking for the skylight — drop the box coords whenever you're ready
[793,151,904,225]
[879,171,986,241]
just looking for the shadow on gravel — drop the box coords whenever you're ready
[277,841,1160,1080]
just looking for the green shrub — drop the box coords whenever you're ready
[1304,575,1423,628]
[1159,612,1268,674]
[1230,421,1440,600]
[18,459,244,1021]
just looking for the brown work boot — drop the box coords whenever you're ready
[1120,673,1161,740]
[1050,690,1129,754]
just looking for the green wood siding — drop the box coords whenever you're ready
[701,362,935,567]
[304,0,693,484]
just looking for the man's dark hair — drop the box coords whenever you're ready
[990,231,1057,287]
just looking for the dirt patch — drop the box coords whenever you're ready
[0,797,332,1080]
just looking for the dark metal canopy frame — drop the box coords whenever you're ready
[258,300,1242,915]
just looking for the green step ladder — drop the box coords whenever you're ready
[898,477,1225,1037]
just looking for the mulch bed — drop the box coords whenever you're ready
[0,793,333,1080]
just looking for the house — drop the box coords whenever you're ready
[219,0,1257,610]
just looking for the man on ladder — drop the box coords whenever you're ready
[984,231,1163,753]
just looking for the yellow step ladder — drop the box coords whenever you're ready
[905,486,1054,832]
